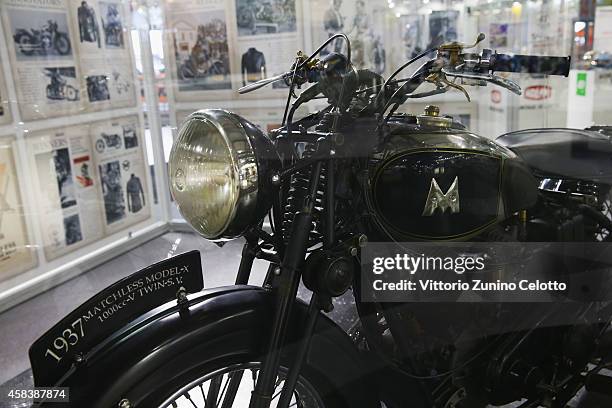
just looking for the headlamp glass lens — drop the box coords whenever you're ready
[169,117,237,238]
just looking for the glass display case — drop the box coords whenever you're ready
[0,0,610,312]
[0,1,611,407]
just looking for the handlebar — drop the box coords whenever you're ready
[491,53,571,77]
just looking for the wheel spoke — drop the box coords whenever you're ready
[184,392,199,408]
[160,363,323,408]
[199,384,207,406]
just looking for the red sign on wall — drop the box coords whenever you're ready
[524,85,552,101]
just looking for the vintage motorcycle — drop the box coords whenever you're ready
[14,20,71,57]
[29,33,612,408]
[45,70,79,102]
[95,132,122,153]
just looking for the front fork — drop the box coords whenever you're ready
[249,155,324,408]
[240,138,334,408]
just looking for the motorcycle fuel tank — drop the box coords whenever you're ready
[496,128,612,184]
[367,112,537,241]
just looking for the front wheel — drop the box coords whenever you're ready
[157,361,329,407]
[53,289,377,408]
[54,34,71,55]
[16,33,35,55]
[64,85,79,101]
[119,330,343,408]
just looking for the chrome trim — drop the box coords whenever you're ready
[169,109,271,240]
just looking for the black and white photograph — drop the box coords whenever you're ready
[126,173,145,213]
[8,8,73,60]
[44,67,80,102]
[321,0,345,55]
[99,160,126,224]
[86,75,111,102]
[77,1,101,47]
[428,10,458,49]
[63,213,83,245]
[235,0,297,36]
[123,125,138,149]
[313,0,387,73]
[401,14,423,59]
[100,1,124,48]
[53,147,77,209]
[172,10,231,91]
[95,131,122,153]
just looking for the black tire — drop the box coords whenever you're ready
[54,289,379,408]
[54,34,71,55]
[65,85,79,101]
[16,33,35,55]
[73,319,350,408]
[137,333,343,407]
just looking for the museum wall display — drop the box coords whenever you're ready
[0,0,160,310]
[0,0,137,121]
[25,115,150,260]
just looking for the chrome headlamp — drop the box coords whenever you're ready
[169,109,280,240]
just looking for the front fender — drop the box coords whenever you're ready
[57,285,378,407]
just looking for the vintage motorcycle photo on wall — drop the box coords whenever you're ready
[8,9,72,59]
[17,26,612,407]
[44,67,80,102]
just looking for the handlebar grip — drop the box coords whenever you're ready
[491,53,571,77]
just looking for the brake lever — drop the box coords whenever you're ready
[442,68,522,95]
[404,86,448,99]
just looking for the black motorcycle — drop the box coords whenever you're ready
[29,34,612,408]
[14,20,71,57]
[45,71,79,102]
